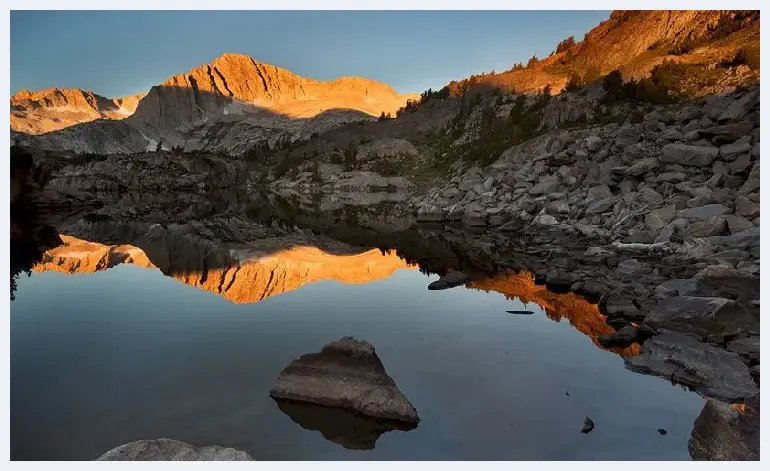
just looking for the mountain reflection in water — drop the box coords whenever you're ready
[11,199,703,460]
[30,233,635,359]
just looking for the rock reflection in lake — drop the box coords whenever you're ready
[469,273,641,359]
[272,399,418,450]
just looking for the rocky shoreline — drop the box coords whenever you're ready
[402,86,760,459]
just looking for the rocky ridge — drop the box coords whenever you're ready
[11,88,145,135]
[11,53,418,155]
[448,10,759,96]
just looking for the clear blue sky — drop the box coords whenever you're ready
[11,10,611,98]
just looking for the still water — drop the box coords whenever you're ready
[11,254,703,460]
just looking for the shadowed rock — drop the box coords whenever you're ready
[428,270,471,290]
[273,398,417,450]
[597,325,641,348]
[625,332,757,402]
[645,296,755,342]
[688,394,759,460]
[269,337,419,424]
[95,439,254,461]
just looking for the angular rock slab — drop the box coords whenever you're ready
[95,439,254,461]
[625,332,757,402]
[273,398,416,450]
[645,296,755,341]
[270,337,420,424]
[688,394,759,461]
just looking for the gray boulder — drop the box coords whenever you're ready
[678,204,731,221]
[529,174,561,195]
[625,332,757,402]
[615,124,641,148]
[688,216,729,237]
[657,172,687,183]
[584,184,613,205]
[724,215,755,234]
[597,325,642,348]
[719,138,752,160]
[661,144,718,167]
[645,205,676,231]
[625,157,658,177]
[718,89,759,122]
[270,337,420,424]
[734,195,759,219]
[725,336,760,364]
[95,439,254,461]
[645,296,755,341]
[688,393,759,460]
[698,121,754,145]
[585,196,617,214]
[599,293,644,321]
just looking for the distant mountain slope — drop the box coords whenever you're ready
[10,88,145,134]
[448,10,759,96]
[11,11,759,155]
[11,53,419,154]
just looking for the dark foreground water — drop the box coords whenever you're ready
[11,261,704,460]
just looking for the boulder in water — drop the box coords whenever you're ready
[95,438,254,461]
[269,337,420,424]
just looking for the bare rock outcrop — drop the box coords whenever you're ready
[11,88,144,135]
[269,337,420,424]
[12,53,419,155]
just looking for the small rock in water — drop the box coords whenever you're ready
[581,417,595,434]
[506,310,534,315]
[658,428,668,435]
[428,270,471,290]
[565,391,570,397]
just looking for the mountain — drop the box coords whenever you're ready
[11,53,418,154]
[10,88,145,134]
[448,10,759,96]
[11,11,759,156]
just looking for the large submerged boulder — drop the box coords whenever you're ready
[95,438,254,461]
[269,337,420,424]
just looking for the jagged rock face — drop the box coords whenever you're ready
[95,439,254,461]
[567,11,734,75]
[10,88,144,135]
[450,10,758,95]
[12,53,418,154]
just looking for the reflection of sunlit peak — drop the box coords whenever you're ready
[33,236,416,305]
[468,272,640,359]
